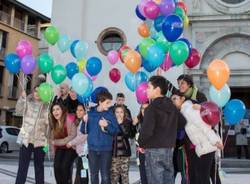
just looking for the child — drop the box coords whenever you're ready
[67,104,89,184]
[81,91,120,184]
[111,105,133,184]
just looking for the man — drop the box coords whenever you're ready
[138,76,186,184]
[112,93,132,119]
[52,83,78,113]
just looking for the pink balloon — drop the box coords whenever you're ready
[138,0,151,16]
[16,40,33,58]
[136,82,148,104]
[21,55,36,74]
[107,50,119,65]
[109,68,121,83]
[160,53,173,71]
[84,70,97,81]
[144,1,160,19]
[185,48,201,68]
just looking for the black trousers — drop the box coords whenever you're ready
[74,156,89,184]
[15,144,45,184]
[237,145,249,159]
[54,148,77,184]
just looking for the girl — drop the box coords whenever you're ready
[50,102,77,184]
[67,104,89,184]
[171,91,223,184]
[111,105,133,184]
[133,103,149,184]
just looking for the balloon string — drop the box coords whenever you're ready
[16,73,27,91]
[223,125,231,146]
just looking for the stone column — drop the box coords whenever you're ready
[10,6,15,27]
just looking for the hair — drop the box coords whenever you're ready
[149,76,169,95]
[116,93,125,98]
[137,102,149,122]
[114,105,128,122]
[50,102,68,137]
[177,74,194,87]
[171,90,186,98]
[97,91,113,103]
[75,103,86,127]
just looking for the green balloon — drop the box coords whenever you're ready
[121,49,130,61]
[156,32,172,53]
[139,38,155,58]
[51,64,66,84]
[38,53,54,73]
[43,145,49,153]
[38,82,54,103]
[44,26,59,45]
[169,40,189,66]
[175,7,185,20]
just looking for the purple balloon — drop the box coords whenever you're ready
[21,55,36,74]
[136,82,149,104]
[159,0,176,16]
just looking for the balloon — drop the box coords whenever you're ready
[86,57,102,76]
[207,59,230,90]
[183,15,189,28]
[144,1,160,19]
[66,62,79,80]
[224,99,246,125]
[16,40,32,58]
[72,73,91,95]
[118,45,131,62]
[177,2,188,14]
[185,48,201,68]
[136,71,148,86]
[21,55,36,74]
[145,45,165,67]
[169,40,189,65]
[153,0,161,5]
[125,71,148,92]
[135,5,146,21]
[38,82,54,103]
[160,53,173,71]
[107,50,119,65]
[44,26,59,45]
[142,57,158,72]
[77,95,90,104]
[139,38,156,58]
[200,101,221,127]
[84,70,97,81]
[70,40,79,58]
[138,22,150,38]
[91,87,109,103]
[4,53,21,74]
[154,16,166,32]
[159,0,176,16]
[78,59,87,72]
[109,68,121,83]
[209,84,231,108]
[124,50,142,73]
[178,38,192,54]
[162,15,183,42]
[136,82,149,104]
[156,32,171,53]
[174,7,185,20]
[51,65,66,84]
[37,53,54,73]
[138,0,151,17]
[75,41,89,60]
[57,34,71,53]
[150,26,159,40]
[80,77,93,98]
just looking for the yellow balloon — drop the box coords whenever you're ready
[184,15,189,28]
[78,59,86,72]
[153,0,161,5]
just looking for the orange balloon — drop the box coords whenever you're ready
[207,59,230,90]
[124,50,142,73]
[138,22,150,38]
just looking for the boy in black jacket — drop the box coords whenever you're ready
[138,76,186,184]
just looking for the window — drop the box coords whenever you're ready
[97,27,126,55]
[0,30,8,59]
[8,73,19,99]
[5,128,19,136]
[221,0,245,4]
[0,66,4,96]
[26,74,32,95]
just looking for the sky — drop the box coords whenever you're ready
[17,0,53,17]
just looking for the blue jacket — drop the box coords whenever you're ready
[80,107,120,151]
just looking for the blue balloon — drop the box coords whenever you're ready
[150,26,159,40]
[86,57,102,76]
[142,57,158,72]
[57,35,71,53]
[72,73,90,95]
[145,45,165,67]
[135,5,146,21]
[224,99,246,125]
[77,95,90,104]
[91,87,108,103]
[136,71,148,86]
[178,38,192,55]
[66,62,79,80]
[4,53,21,74]
[125,71,149,92]
[162,15,183,42]
[154,16,166,32]
[74,41,88,60]
[82,78,93,98]
[209,84,231,108]
[70,40,79,58]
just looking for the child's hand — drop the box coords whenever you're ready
[21,91,26,98]
[133,117,139,125]
[83,114,88,123]
[215,142,224,150]
[66,143,72,148]
[99,118,108,127]
[192,104,201,110]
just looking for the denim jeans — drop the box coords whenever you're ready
[145,148,174,184]
[88,150,112,184]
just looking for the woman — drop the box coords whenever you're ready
[67,104,89,184]
[50,102,77,184]
[15,87,49,184]
[133,103,149,184]
[111,105,133,184]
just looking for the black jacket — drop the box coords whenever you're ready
[138,96,186,149]
[112,119,133,157]
[52,95,78,113]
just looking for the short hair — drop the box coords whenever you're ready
[116,93,125,98]
[149,76,169,95]
[97,91,113,103]
[177,74,194,87]
[171,90,186,98]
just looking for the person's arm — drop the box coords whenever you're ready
[67,132,87,147]
[177,111,186,129]
[15,91,27,115]
[103,115,120,136]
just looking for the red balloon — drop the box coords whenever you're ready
[109,68,121,83]
[200,101,221,127]
[118,45,131,63]
[177,2,188,14]
[185,48,201,68]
